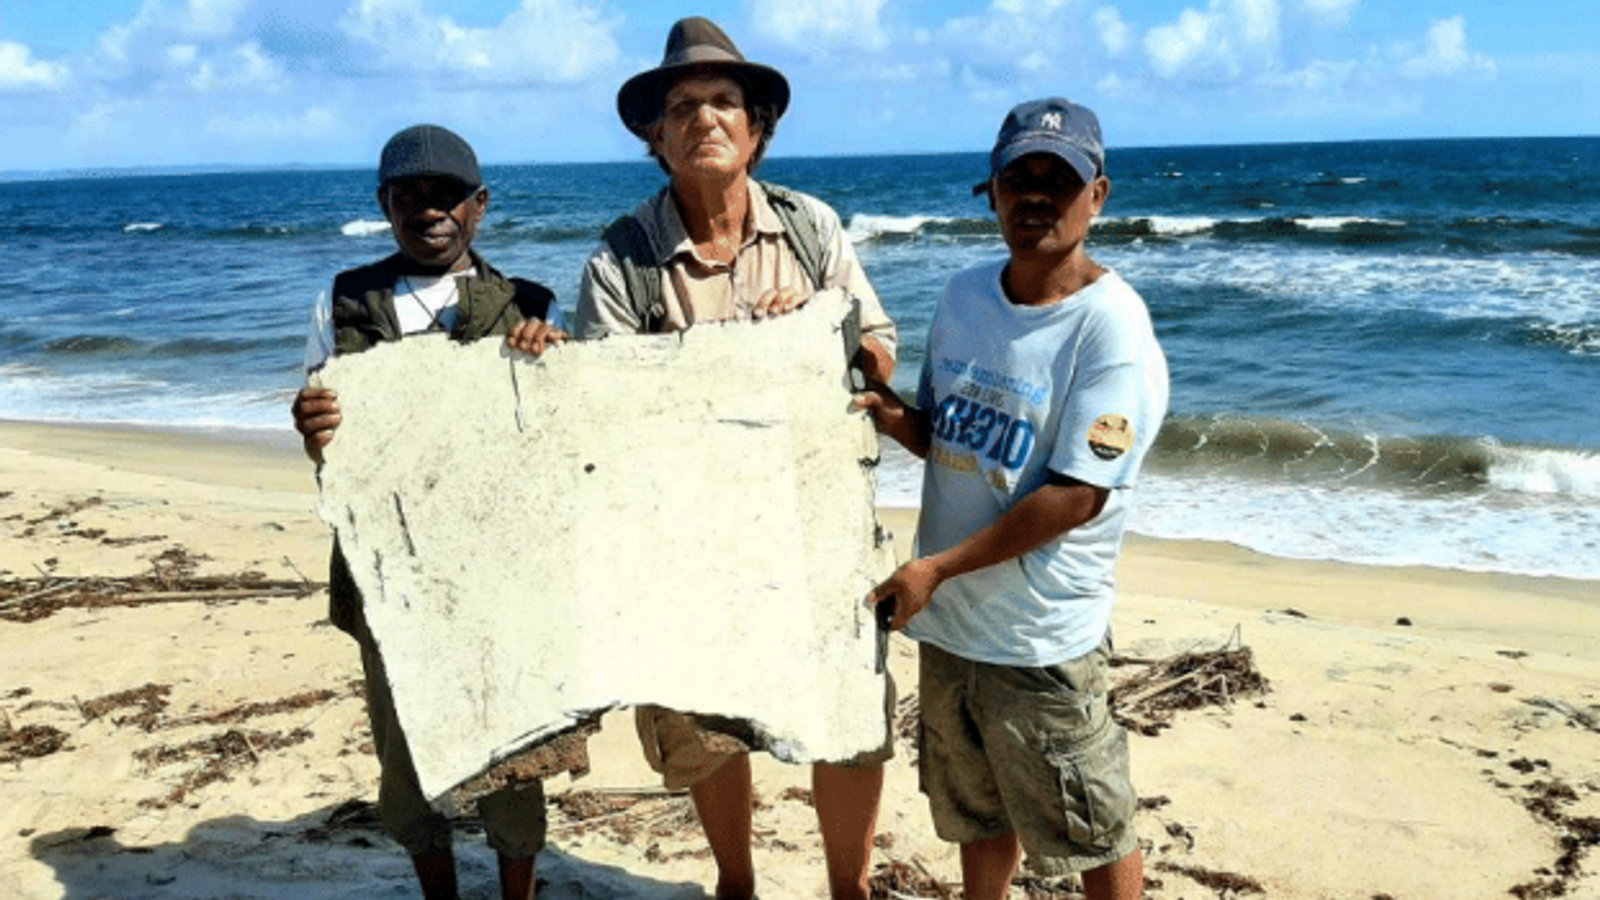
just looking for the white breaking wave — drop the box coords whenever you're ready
[341,219,390,237]
[124,222,164,232]
[1141,216,1219,236]
[845,214,949,244]
[1294,216,1404,231]
[1488,443,1600,499]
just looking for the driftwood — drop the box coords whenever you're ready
[0,548,322,623]
[1111,628,1271,736]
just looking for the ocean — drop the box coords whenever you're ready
[2,138,1597,581]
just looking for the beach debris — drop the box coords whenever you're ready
[1110,630,1271,736]
[135,726,315,808]
[778,786,815,806]
[1508,778,1600,899]
[868,855,958,900]
[79,683,172,731]
[19,496,105,538]
[548,787,696,845]
[890,691,922,763]
[1151,861,1265,897]
[0,547,323,622]
[0,722,71,763]
[1521,697,1600,733]
[301,798,385,846]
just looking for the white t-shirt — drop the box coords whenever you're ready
[904,260,1169,667]
[302,269,472,374]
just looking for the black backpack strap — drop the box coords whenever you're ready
[603,184,828,335]
[601,214,665,334]
[760,181,827,291]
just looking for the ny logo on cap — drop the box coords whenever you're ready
[1040,112,1063,130]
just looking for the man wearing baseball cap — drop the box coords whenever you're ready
[292,123,565,900]
[572,16,897,900]
[856,98,1168,900]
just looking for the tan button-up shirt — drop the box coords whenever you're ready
[575,181,896,357]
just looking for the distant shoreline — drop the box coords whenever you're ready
[7,133,1599,185]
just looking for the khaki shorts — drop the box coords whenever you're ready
[917,641,1137,874]
[636,674,897,790]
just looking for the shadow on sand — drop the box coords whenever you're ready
[31,800,705,900]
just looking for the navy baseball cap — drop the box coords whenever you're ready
[978,98,1104,193]
[378,124,482,189]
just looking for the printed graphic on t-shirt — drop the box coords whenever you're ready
[929,359,1041,481]
[1087,414,1134,461]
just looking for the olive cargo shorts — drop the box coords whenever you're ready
[917,641,1138,874]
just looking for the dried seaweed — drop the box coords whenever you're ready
[1509,778,1600,899]
[1111,630,1270,736]
[0,723,71,763]
[0,547,322,622]
[79,683,171,730]
[1152,861,1265,896]
[868,856,958,900]
[547,787,696,844]
[134,727,315,808]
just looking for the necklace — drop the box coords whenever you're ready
[399,274,460,333]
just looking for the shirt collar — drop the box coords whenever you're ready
[657,181,783,265]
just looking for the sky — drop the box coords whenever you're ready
[1,0,1596,174]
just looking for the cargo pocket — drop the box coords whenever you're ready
[1047,721,1134,855]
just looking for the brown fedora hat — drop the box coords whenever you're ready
[616,16,790,138]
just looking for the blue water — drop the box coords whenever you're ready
[3,138,1598,580]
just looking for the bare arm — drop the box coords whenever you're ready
[866,474,1108,630]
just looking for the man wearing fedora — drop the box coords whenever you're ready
[293,123,565,900]
[855,98,1167,900]
[572,16,897,900]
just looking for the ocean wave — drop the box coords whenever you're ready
[488,222,604,243]
[39,333,302,359]
[846,213,956,244]
[123,222,164,233]
[1294,215,1405,232]
[341,219,390,237]
[1516,321,1600,356]
[1149,415,1600,503]
[1487,442,1600,498]
[45,334,143,355]
[1149,415,1520,494]
[1098,216,1223,237]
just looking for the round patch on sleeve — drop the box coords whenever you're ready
[1087,414,1134,461]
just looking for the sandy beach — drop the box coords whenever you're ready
[1,420,1596,900]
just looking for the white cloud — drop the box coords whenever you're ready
[1299,0,1356,26]
[1259,57,1359,92]
[100,0,255,62]
[1144,0,1282,81]
[187,41,285,92]
[992,0,1074,14]
[206,104,339,141]
[339,0,621,84]
[749,0,891,52]
[0,41,71,92]
[1398,16,1495,80]
[1093,7,1133,57]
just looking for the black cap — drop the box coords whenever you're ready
[378,124,482,189]
[616,16,790,139]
